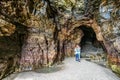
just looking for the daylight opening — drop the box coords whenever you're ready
[78,25,105,58]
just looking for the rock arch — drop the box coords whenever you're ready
[59,18,105,57]
[66,19,104,41]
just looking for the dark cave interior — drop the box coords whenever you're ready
[79,25,103,50]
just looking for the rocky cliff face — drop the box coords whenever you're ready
[0,0,120,79]
[99,0,120,73]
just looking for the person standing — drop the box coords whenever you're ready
[74,44,81,62]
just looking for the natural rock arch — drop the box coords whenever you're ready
[59,18,106,57]
[66,19,104,42]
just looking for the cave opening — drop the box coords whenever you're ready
[80,25,98,48]
[78,25,105,58]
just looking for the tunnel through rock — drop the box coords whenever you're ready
[76,25,105,58]
[80,26,100,48]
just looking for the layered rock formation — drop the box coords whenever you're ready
[99,0,120,73]
[0,0,120,79]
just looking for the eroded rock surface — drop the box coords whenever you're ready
[0,0,120,79]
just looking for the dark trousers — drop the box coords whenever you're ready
[75,54,80,61]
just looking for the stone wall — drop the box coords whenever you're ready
[99,0,120,74]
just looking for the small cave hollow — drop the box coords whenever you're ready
[78,25,106,58]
